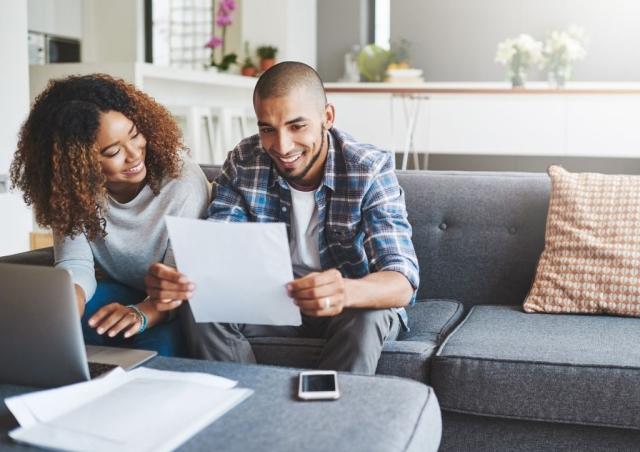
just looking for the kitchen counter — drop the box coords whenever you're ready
[325,82,640,159]
[325,82,640,95]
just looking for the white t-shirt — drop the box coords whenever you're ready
[289,186,322,278]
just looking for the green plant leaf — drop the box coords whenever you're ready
[217,53,238,71]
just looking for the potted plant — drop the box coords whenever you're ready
[204,0,238,71]
[257,45,278,72]
[241,41,258,77]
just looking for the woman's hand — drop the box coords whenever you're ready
[88,303,143,338]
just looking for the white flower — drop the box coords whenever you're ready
[495,39,516,65]
[542,25,587,68]
[495,34,543,68]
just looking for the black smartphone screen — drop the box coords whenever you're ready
[302,374,336,392]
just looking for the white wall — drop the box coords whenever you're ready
[391,0,640,82]
[316,0,367,81]
[286,0,317,67]
[0,1,32,254]
[242,0,317,67]
[82,0,144,63]
[0,4,30,175]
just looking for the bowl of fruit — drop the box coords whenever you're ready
[385,63,424,84]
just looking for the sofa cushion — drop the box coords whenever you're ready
[201,164,220,182]
[251,299,464,382]
[0,247,53,266]
[524,165,640,316]
[398,171,549,308]
[431,305,640,430]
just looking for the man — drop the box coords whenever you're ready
[146,62,419,375]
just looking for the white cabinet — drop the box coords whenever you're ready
[329,94,394,149]
[327,85,640,158]
[427,96,566,155]
[566,97,640,157]
[27,0,83,39]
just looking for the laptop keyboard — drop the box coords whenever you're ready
[88,362,118,379]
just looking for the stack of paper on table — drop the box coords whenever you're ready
[5,367,252,452]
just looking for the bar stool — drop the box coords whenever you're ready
[211,106,250,162]
[168,105,217,164]
[168,105,252,165]
[390,94,430,170]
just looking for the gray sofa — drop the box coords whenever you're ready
[3,167,640,451]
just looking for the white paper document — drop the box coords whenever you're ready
[6,367,252,452]
[166,216,302,326]
[6,367,128,429]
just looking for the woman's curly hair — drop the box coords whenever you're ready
[10,74,185,241]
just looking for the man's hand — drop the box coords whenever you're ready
[88,303,142,338]
[287,269,348,317]
[144,263,194,312]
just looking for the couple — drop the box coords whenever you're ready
[13,62,418,374]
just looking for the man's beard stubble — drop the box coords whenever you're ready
[274,126,326,183]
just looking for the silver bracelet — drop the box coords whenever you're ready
[126,304,148,334]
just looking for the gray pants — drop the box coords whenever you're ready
[180,306,401,375]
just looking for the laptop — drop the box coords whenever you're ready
[0,263,157,388]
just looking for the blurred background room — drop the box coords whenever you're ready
[2,0,640,255]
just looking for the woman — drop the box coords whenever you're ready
[10,74,210,356]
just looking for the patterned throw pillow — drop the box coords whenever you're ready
[523,165,640,317]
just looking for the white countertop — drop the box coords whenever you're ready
[325,81,640,94]
[30,62,257,89]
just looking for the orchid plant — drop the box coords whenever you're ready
[204,0,238,71]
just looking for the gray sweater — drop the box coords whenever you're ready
[54,157,211,301]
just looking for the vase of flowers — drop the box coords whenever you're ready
[241,41,258,77]
[257,45,278,72]
[541,26,586,88]
[204,0,238,71]
[495,34,543,88]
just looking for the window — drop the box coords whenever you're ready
[374,0,390,49]
[151,0,213,68]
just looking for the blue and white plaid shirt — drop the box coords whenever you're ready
[209,128,419,325]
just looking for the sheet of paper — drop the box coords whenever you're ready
[7,367,251,452]
[6,368,237,428]
[5,367,127,428]
[166,216,302,326]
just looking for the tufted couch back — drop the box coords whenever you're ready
[201,165,551,310]
[400,171,549,309]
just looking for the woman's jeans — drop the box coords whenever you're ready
[81,281,186,357]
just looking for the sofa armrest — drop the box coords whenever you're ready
[0,247,54,266]
[399,299,465,344]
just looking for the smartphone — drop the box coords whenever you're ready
[298,370,340,400]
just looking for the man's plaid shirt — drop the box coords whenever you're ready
[208,128,419,322]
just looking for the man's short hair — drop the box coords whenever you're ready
[253,61,327,109]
